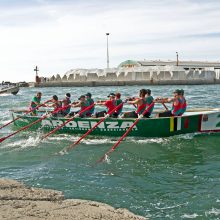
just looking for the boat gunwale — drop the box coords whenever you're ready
[10,108,220,121]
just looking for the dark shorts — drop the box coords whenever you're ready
[158,110,173,117]
[95,110,107,118]
[143,112,151,118]
[123,111,138,118]
[124,111,151,118]
[69,110,80,117]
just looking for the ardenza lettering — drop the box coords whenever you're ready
[42,119,138,131]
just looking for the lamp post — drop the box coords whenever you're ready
[106,33,110,69]
[176,52,179,66]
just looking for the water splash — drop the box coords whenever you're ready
[104,154,111,164]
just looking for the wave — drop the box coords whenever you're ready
[1,134,41,151]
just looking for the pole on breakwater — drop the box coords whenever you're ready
[106,33,110,69]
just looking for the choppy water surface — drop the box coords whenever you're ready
[0,85,220,219]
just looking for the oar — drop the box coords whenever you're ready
[41,104,95,140]
[0,105,69,144]
[0,100,51,130]
[95,102,155,164]
[162,102,169,111]
[59,102,124,155]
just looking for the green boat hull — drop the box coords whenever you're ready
[12,110,220,138]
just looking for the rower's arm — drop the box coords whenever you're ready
[95,100,106,105]
[127,99,139,105]
[72,102,81,108]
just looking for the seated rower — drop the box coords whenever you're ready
[123,89,154,118]
[155,89,183,117]
[85,92,95,117]
[46,95,62,117]
[114,92,123,118]
[29,92,42,116]
[179,89,187,115]
[61,93,71,116]
[94,93,116,118]
[67,95,88,118]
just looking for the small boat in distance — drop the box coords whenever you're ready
[0,82,19,95]
[11,108,220,138]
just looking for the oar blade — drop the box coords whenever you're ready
[0,137,6,143]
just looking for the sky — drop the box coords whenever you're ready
[0,0,220,82]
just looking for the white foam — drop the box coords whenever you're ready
[205,208,220,217]
[3,134,41,150]
[181,213,200,219]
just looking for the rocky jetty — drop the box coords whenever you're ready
[0,179,146,220]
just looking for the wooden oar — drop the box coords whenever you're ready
[59,102,124,155]
[95,102,155,164]
[41,104,94,140]
[0,105,69,144]
[0,100,51,131]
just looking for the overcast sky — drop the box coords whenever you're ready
[0,0,220,82]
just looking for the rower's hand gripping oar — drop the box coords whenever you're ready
[0,105,69,144]
[58,101,124,155]
[41,104,95,140]
[95,102,155,164]
[0,100,51,131]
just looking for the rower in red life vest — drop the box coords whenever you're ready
[123,89,154,118]
[94,93,116,118]
[46,95,62,117]
[29,92,42,116]
[155,89,183,117]
[61,93,71,116]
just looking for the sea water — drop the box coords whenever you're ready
[0,85,220,219]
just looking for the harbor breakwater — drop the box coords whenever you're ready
[36,64,220,87]
[35,79,220,87]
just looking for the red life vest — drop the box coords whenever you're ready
[105,100,116,114]
[181,97,187,114]
[136,98,147,114]
[171,98,182,116]
[54,101,62,111]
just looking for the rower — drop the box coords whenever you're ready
[46,95,62,117]
[114,92,123,118]
[145,89,154,117]
[61,93,71,116]
[123,89,154,118]
[85,92,95,117]
[179,89,187,115]
[68,95,88,118]
[29,92,42,116]
[155,89,182,117]
[94,93,116,118]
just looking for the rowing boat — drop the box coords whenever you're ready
[10,108,220,137]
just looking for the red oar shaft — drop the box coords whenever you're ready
[60,102,124,154]
[96,102,154,164]
[42,104,94,140]
[0,100,51,130]
[0,105,68,143]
